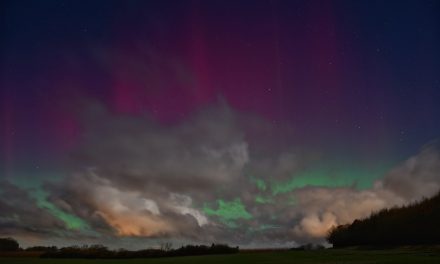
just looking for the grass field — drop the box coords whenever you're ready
[1,249,440,264]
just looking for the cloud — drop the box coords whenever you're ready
[71,103,249,198]
[46,103,252,241]
[90,174,171,237]
[4,101,439,247]
[0,181,66,237]
[289,142,440,240]
[169,193,209,226]
[290,187,402,239]
[382,141,440,201]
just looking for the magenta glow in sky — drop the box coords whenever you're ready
[1,0,440,248]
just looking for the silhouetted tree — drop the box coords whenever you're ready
[291,243,325,251]
[160,242,172,251]
[25,246,58,252]
[0,237,19,251]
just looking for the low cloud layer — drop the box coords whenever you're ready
[2,104,440,247]
[0,181,67,242]
[284,143,440,241]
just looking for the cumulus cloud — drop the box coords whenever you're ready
[5,102,439,247]
[382,142,440,201]
[45,103,251,242]
[0,181,66,237]
[290,187,403,239]
[169,193,209,226]
[71,103,249,198]
[90,175,171,237]
[288,141,440,240]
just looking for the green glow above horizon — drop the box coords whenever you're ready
[203,198,252,226]
[9,175,89,231]
[31,188,88,230]
[250,176,267,191]
[255,195,273,204]
[270,165,387,195]
[4,162,392,234]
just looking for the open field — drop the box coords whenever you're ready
[1,249,440,264]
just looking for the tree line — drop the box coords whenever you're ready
[327,191,440,247]
[0,238,238,258]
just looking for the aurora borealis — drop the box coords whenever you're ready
[1,0,440,248]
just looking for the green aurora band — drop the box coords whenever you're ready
[6,163,390,233]
[10,174,89,231]
[30,188,88,230]
[203,198,252,227]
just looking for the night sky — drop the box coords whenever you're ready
[1,0,440,248]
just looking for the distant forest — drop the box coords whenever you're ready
[0,238,238,259]
[327,191,440,247]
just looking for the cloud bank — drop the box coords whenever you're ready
[2,103,440,247]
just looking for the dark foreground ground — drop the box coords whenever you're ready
[1,249,440,264]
